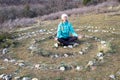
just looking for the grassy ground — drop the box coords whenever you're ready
[0,13,120,80]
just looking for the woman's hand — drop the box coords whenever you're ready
[78,35,84,39]
[54,37,58,41]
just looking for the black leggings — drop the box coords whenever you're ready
[58,37,78,46]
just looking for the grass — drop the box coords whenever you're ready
[0,13,120,80]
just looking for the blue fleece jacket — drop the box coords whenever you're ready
[56,21,78,38]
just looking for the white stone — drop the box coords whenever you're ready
[18,63,25,67]
[54,54,59,58]
[64,54,68,57]
[29,45,34,50]
[109,74,115,79]
[0,74,5,79]
[22,77,31,80]
[94,30,99,32]
[60,66,65,71]
[97,52,103,57]
[68,45,73,48]
[101,41,106,44]
[0,67,5,69]
[9,59,16,63]
[14,76,21,80]
[4,58,9,62]
[63,46,67,48]
[34,64,40,69]
[79,51,84,55]
[2,74,12,80]
[76,66,83,71]
[2,48,8,54]
[87,61,94,66]
[54,43,58,48]
[32,78,38,80]
[99,56,104,60]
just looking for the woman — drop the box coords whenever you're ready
[55,13,82,46]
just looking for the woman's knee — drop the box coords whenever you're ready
[72,36,78,41]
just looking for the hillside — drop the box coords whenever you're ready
[0,0,119,30]
[0,11,120,80]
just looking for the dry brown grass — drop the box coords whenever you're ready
[0,13,120,80]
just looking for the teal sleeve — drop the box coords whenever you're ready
[69,23,78,37]
[56,23,62,38]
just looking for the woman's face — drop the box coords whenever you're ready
[62,16,68,22]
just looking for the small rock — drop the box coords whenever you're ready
[64,54,68,57]
[79,51,84,55]
[22,77,31,80]
[0,66,6,69]
[18,63,25,67]
[34,64,40,69]
[101,41,106,44]
[94,30,99,32]
[2,74,12,80]
[4,58,9,62]
[97,52,104,57]
[68,45,73,48]
[54,54,59,58]
[9,59,16,63]
[99,56,104,60]
[2,48,8,54]
[54,43,58,48]
[0,74,5,79]
[76,66,83,71]
[28,44,36,50]
[109,74,116,79]
[60,66,65,71]
[87,61,94,66]
[32,78,38,80]
[63,46,67,48]
[14,76,21,80]
[51,54,59,58]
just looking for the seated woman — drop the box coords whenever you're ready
[55,13,82,47]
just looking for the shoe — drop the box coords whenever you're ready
[63,46,67,48]
[68,45,73,48]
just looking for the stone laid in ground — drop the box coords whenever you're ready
[109,74,116,80]
[59,66,66,71]
[2,48,8,54]
[75,66,83,71]
[32,78,38,80]
[79,51,84,55]
[22,77,31,80]
[0,74,12,80]
[18,62,25,67]
[34,64,41,69]
[14,76,21,80]
[87,61,94,66]
[0,66,6,70]
[54,42,79,49]
[14,28,56,41]
[96,52,104,61]
[3,58,16,64]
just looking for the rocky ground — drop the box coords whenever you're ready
[0,13,120,80]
